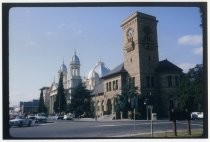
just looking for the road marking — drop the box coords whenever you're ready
[94,124,117,127]
[177,122,203,127]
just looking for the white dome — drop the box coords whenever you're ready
[71,52,80,65]
[94,60,110,78]
[59,62,67,73]
[87,59,110,79]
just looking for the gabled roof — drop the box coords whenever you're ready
[156,59,183,73]
[102,63,126,79]
[91,81,104,96]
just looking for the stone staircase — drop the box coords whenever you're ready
[98,114,115,121]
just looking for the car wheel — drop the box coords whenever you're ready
[19,122,23,127]
[28,121,31,127]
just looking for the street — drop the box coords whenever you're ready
[9,119,203,138]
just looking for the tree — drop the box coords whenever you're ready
[54,72,67,114]
[178,64,203,112]
[68,83,91,118]
[115,77,139,119]
[38,90,47,113]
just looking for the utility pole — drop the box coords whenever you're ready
[133,96,136,132]
[150,105,153,137]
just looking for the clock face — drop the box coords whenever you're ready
[127,28,134,39]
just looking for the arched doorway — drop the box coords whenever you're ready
[107,99,112,115]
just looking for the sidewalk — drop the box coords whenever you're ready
[73,117,169,122]
[113,129,203,137]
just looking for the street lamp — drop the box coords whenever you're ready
[148,92,153,137]
[144,98,148,120]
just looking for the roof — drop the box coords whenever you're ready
[156,59,183,73]
[71,51,80,65]
[121,11,157,27]
[102,63,126,79]
[40,87,50,90]
[87,60,110,79]
[90,81,104,96]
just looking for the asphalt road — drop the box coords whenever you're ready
[9,119,203,138]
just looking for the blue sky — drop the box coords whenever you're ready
[9,7,203,106]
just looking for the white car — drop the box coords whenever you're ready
[9,116,33,127]
[63,114,74,120]
[191,112,203,120]
[35,113,47,123]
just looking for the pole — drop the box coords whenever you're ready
[173,120,177,136]
[134,108,136,132]
[188,119,191,135]
[147,106,148,121]
[150,106,153,137]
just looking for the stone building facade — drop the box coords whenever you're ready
[91,12,182,119]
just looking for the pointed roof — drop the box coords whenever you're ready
[102,63,126,79]
[156,59,183,73]
[91,81,104,96]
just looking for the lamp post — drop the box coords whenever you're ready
[148,92,153,137]
[144,98,148,120]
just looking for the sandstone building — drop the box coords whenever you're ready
[90,12,182,119]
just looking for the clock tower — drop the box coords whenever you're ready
[121,12,159,94]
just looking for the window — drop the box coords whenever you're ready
[175,76,179,87]
[116,80,118,90]
[130,58,132,62]
[106,83,108,92]
[109,82,111,91]
[113,81,115,90]
[167,76,172,87]
[144,35,151,43]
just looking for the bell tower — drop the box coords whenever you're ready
[121,12,159,93]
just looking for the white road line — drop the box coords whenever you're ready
[177,122,203,127]
[94,124,117,127]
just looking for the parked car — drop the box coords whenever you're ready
[9,116,32,127]
[191,112,203,120]
[63,114,74,120]
[35,113,47,123]
[53,115,64,120]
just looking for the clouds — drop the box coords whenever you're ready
[177,34,203,56]
[178,63,195,73]
[178,35,202,46]
[177,34,203,73]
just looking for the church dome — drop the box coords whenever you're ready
[59,62,67,73]
[94,60,110,78]
[87,59,110,79]
[71,52,80,65]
